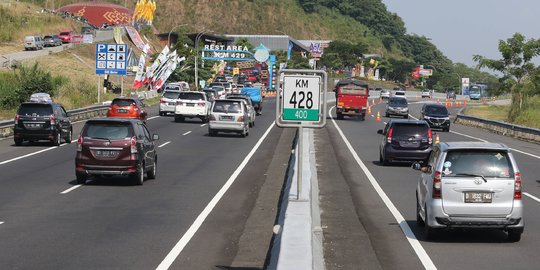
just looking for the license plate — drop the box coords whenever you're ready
[95,150,118,158]
[220,115,233,121]
[168,102,176,105]
[464,192,492,203]
[400,141,418,147]
[186,103,195,107]
[117,109,128,113]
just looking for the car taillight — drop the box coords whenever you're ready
[198,102,206,107]
[15,114,20,125]
[160,99,166,103]
[237,116,244,122]
[134,106,139,111]
[50,114,56,125]
[76,134,83,152]
[130,136,137,154]
[428,128,433,144]
[387,127,393,143]
[514,172,522,200]
[433,171,442,199]
[209,114,216,121]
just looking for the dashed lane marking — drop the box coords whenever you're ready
[158,141,171,148]
[182,131,192,136]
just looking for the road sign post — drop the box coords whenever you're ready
[276,69,327,200]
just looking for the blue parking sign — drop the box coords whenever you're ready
[96,43,128,75]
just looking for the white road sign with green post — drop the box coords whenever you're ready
[282,75,321,121]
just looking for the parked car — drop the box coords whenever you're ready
[421,90,433,99]
[208,99,250,137]
[377,120,433,165]
[380,89,391,99]
[24,35,44,50]
[58,31,73,43]
[107,97,148,122]
[75,118,158,185]
[385,97,409,119]
[159,90,181,116]
[226,93,256,127]
[13,97,72,146]
[421,103,451,132]
[43,35,62,47]
[174,91,211,122]
[413,142,523,241]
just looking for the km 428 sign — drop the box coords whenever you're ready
[282,75,321,121]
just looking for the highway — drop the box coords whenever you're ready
[0,97,288,269]
[319,93,540,270]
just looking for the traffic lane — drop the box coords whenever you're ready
[334,106,540,270]
[0,98,277,269]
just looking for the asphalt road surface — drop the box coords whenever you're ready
[0,97,288,269]
[320,94,540,270]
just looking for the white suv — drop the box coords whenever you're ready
[413,142,523,241]
[159,90,181,116]
[174,91,211,122]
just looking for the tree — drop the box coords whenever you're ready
[473,33,540,121]
[235,37,253,51]
[319,40,367,69]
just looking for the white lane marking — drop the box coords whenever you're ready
[371,115,374,118]
[0,221,4,225]
[0,146,58,165]
[329,106,437,270]
[182,131,192,136]
[200,124,207,127]
[383,122,387,125]
[148,116,160,120]
[158,141,171,148]
[156,122,276,270]
[60,184,83,194]
[524,192,540,204]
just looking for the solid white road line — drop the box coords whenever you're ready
[182,131,191,136]
[156,122,276,270]
[148,116,160,120]
[0,146,58,165]
[60,185,83,194]
[200,124,207,127]
[329,106,437,270]
[524,193,540,204]
[158,141,171,148]
[0,221,4,225]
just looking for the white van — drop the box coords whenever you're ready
[24,36,44,51]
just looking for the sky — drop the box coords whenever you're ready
[383,0,540,68]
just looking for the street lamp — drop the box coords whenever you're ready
[194,30,213,91]
[168,24,188,47]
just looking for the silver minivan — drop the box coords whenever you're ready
[413,142,523,241]
[208,99,249,137]
[24,35,44,50]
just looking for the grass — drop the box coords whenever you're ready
[464,105,510,122]
[464,96,540,129]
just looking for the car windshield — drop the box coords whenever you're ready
[24,37,34,42]
[18,104,52,116]
[112,99,136,107]
[442,150,514,178]
[84,123,133,140]
[213,101,243,113]
[395,92,405,96]
[425,106,448,115]
[163,91,180,99]
[165,85,181,91]
[44,36,52,39]
[389,98,407,106]
[179,92,205,100]
[392,123,428,137]
[60,32,70,35]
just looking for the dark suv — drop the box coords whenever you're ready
[420,103,451,131]
[377,120,433,165]
[75,118,158,185]
[385,97,409,119]
[14,102,72,146]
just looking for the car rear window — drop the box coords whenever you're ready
[339,86,367,95]
[442,150,514,178]
[179,92,205,100]
[165,85,181,91]
[25,37,34,42]
[18,104,53,116]
[60,32,70,35]
[84,122,133,140]
[425,106,448,115]
[213,101,243,113]
[392,123,428,137]
[162,91,180,99]
[44,36,52,39]
[389,98,407,106]
[112,99,137,106]
[395,92,405,96]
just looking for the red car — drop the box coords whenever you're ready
[58,31,73,43]
[107,97,148,122]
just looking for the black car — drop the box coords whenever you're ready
[377,120,433,165]
[385,97,409,119]
[14,101,72,146]
[420,103,451,131]
[75,118,158,185]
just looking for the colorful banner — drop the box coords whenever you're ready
[145,45,170,85]
[134,0,157,25]
[133,43,150,88]
[153,56,185,91]
[125,26,146,51]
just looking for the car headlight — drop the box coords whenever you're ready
[424,116,430,119]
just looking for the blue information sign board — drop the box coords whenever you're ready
[95,43,128,75]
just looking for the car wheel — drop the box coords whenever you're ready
[385,112,389,117]
[65,129,72,144]
[445,127,450,132]
[404,115,409,119]
[241,127,248,137]
[159,111,164,116]
[133,164,144,185]
[53,132,62,146]
[424,206,437,240]
[416,195,425,226]
[336,113,344,120]
[147,158,157,180]
[14,138,23,146]
[208,129,217,136]
[76,173,87,185]
[379,152,388,166]
[507,229,522,242]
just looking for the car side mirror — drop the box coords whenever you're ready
[412,162,422,170]
[377,129,383,135]
[152,134,159,141]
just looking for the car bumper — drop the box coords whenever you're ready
[427,200,524,229]
[14,129,57,140]
[209,121,246,131]
[383,145,431,162]
[424,118,450,129]
[75,163,138,176]
[386,109,409,116]
[159,103,176,113]
[175,107,207,117]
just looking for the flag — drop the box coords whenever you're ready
[145,45,170,84]
[133,43,150,88]
[154,56,185,91]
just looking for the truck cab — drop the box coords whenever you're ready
[334,79,369,120]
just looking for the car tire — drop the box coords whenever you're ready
[416,195,425,226]
[445,127,450,132]
[159,111,164,116]
[133,164,144,185]
[65,129,72,144]
[507,229,522,242]
[385,112,389,117]
[336,113,344,120]
[147,158,157,180]
[404,115,409,119]
[379,152,388,166]
[53,132,62,146]
[14,138,23,146]
[76,173,87,184]
[174,116,184,122]
[208,129,217,137]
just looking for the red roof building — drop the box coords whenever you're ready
[57,1,133,27]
